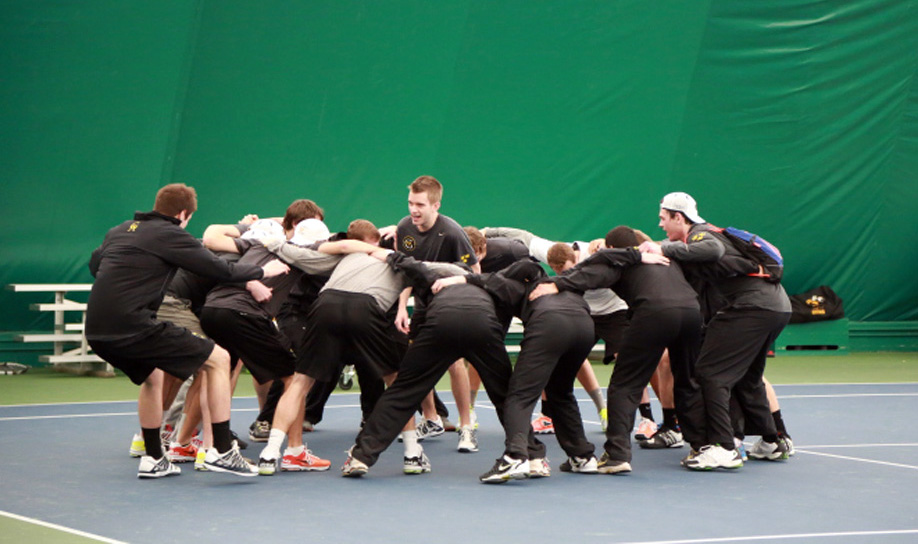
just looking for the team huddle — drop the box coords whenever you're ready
[85,176,793,483]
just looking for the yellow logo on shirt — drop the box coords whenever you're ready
[402,236,416,251]
[128,222,140,232]
[460,253,470,263]
[690,232,706,242]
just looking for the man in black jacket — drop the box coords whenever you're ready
[87,183,289,478]
[531,227,705,474]
[641,192,791,470]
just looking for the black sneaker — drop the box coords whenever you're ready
[596,451,632,474]
[248,420,271,443]
[479,455,530,484]
[638,425,684,449]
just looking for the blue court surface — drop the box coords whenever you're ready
[1,383,917,544]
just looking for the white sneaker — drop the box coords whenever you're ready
[341,447,369,477]
[748,438,789,461]
[203,441,258,477]
[683,444,743,471]
[457,426,479,453]
[137,455,181,479]
[403,452,432,474]
[416,417,445,441]
[479,455,530,484]
[562,455,600,474]
[529,457,551,478]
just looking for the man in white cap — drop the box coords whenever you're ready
[640,192,792,470]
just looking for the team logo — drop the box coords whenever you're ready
[690,232,706,242]
[402,236,416,251]
[128,222,140,232]
[806,295,827,316]
[460,253,470,263]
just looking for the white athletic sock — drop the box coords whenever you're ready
[284,444,305,456]
[402,431,422,458]
[261,428,287,460]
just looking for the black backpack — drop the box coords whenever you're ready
[789,285,844,323]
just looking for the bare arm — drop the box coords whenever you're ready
[203,224,244,254]
[316,239,380,255]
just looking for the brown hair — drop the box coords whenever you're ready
[547,243,576,272]
[408,175,443,205]
[153,183,198,217]
[347,219,380,243]
[283,199,324,231]
[463,226,487,256]
[605,225,651,248]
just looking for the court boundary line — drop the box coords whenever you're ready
[795,449,918,471]
[613,528,918,544]
[0,509,128,544]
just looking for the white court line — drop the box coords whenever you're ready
[801,443,918,449]
[0,510,128,544]
[613,528,918,544]
[0,399,499,422]
[778,393,918,399]
[795,450,918,471]
[1,388,912,422]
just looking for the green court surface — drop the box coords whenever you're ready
[1,352,916,407]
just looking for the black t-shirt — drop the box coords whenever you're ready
[395,214,478,267]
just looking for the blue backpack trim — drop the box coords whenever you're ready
[714,226,784,283]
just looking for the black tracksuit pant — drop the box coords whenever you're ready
[352,288,534,466]
[695,307,791,447]
[603,306,704,461]
[503,308,596,461]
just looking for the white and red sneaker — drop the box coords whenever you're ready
[281,447,331,472]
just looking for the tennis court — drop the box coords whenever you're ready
[1,356,916,544]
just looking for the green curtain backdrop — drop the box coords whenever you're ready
[2,0,917,332]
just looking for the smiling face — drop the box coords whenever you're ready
[659,209,689,242]
[408,190,440,232]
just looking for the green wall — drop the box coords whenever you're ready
[2,0,918,334]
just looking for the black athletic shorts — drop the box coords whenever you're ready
[298,290,405,382]
[89,322,214,385]
[592,309,629,364]
[199,307,296,385]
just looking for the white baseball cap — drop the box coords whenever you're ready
[240,219,284,242]
[290,218,331,246]
[660,192,704,224]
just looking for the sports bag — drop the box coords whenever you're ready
[713,226,784,283]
